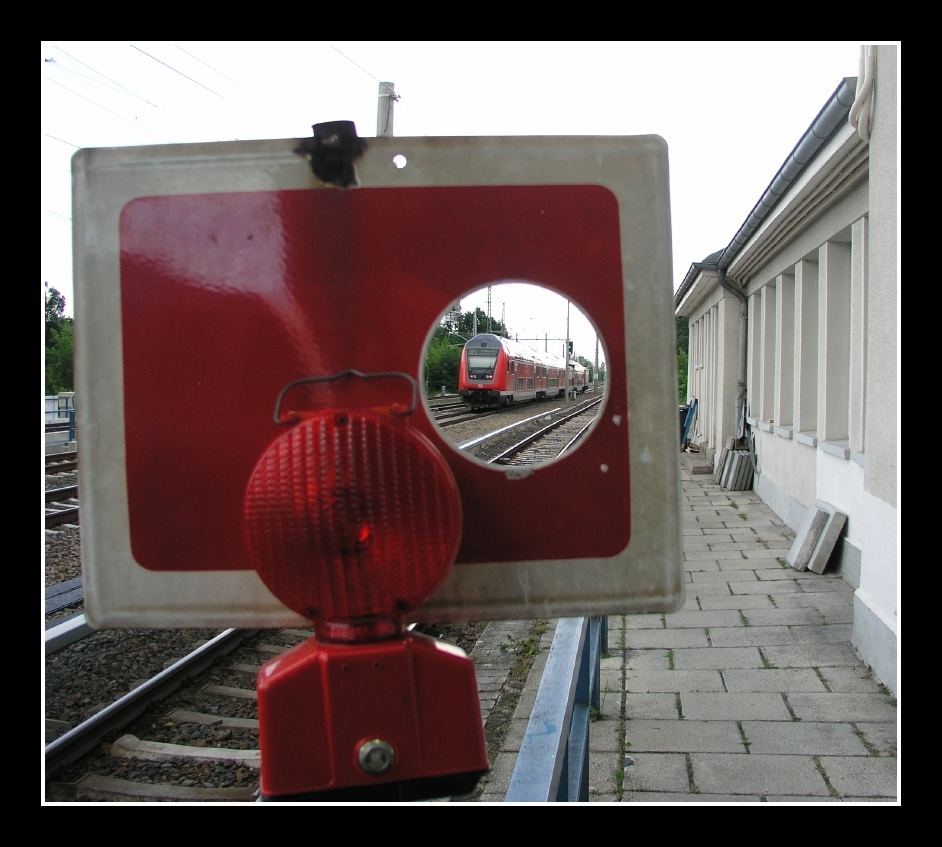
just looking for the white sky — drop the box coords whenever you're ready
[41,40,864,356]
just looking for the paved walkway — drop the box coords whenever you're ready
[475,466,898,803]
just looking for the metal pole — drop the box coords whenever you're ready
[565,301,571,406]
[377,82,396,137]
[595,335,599,389]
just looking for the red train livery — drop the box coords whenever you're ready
[457,333,587,410]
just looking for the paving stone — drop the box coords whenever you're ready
[663,610,742,629]
[623,629,710,649]
[716,558,775,570]
[690,753,830,797]
[819,605,855,625]
[791,623,854,644]
[620,753,691,793]
[626,720,745,753]
[624,693,680,719]
[589,718,623,752]
[762,643,865,668]
[722,667,827,693]
[690,582,738,595]
[498,717,531,753]
[749,569,799,581]
[708,626,796,648]
[774,592,849,609]
[743,607,827,627]
[624,669,725,693]
[672,596,704,612]
[623,792,763,802]
[622,613,667,629]
[794,576,854,594]
[478,751,517,800]
[854,723,897,757]
[686,549,754,561]
[729,580,802,594]
[597,686,622,720]
[692,570,741,582]
[694,593,775,610]
[732,535,792,548]
[708,540,766,552]
[693,519,731,529]
[818,756,898,798]
[738,549,793,562]
[742,721,869,755]
[685,560,724,573]
[787,693,898,723]
[672,646,764,670]
[625,649,671,671]
[599,667,622,690]
[681,692,791,721]
[818,667,885,694]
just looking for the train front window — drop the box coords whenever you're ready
[468,350,498,371]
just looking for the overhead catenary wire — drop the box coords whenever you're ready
[45,48,224,141]
[44,77,176,143]
[130,44,227,99]
[49,44,158,105]
[44,134,80,149]
[174,44,247,90]
[48,62,160,107]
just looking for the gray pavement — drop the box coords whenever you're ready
[471,466,898,803]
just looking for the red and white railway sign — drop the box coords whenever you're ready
[73,134,683,628]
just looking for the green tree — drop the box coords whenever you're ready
[576,355,594,383]
[454,307,507,339]
[676,315,689,354]
[425,333,463,394]
[45,285,74,395]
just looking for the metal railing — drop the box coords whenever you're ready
[505,616,606,802]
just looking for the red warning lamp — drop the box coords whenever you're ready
[244,372,488,801]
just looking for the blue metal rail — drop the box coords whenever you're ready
[505,616,606,802]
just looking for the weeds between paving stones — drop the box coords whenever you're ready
[455,620,548,801]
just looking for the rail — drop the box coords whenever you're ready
[505,616,606,802]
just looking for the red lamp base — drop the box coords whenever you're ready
[258,631,489,801]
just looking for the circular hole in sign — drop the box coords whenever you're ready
[421,280,607,471]
[392,154,407,169]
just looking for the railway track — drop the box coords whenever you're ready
[488,398,601,466]
[44,622,490,802]
[46,485,80,529]
[46,450,78,474]
[46,628,272,801]
[456,395,602,465]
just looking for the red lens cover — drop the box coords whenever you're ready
[244,410,462,625]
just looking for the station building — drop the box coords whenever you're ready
[674,45,898,694]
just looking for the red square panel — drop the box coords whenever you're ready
[120,185,629,572]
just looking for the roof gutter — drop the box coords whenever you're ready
[675,76,858,308]
[675,76,858,443]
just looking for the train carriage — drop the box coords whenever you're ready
[458,333,570,409]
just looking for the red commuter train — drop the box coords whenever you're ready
[457,333,588,410]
